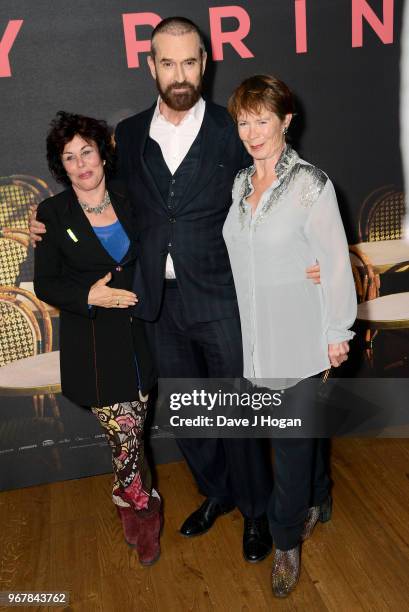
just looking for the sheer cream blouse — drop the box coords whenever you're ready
[223,146,357,387]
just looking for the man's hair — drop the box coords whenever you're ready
[151,16,206,57]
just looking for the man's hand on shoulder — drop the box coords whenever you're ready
[29,205,47,247]
[306,262,320,284]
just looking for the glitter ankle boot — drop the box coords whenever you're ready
[271,544,300,598]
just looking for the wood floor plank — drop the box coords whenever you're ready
[1,439,409,611]
[48,517,102,609]
[330,439,409,610]
[148,462,220,611]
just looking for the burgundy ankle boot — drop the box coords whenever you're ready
[133,496,162,566]
[116,497,162,566]
[116,505,139,548]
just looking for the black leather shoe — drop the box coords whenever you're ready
[243,514,273,563]
[180,498,235,537]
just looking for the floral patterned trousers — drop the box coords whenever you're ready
[92,396,152,511]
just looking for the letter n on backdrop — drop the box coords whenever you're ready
[352,0,394,47]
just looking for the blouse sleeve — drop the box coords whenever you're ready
[305,178,357,344]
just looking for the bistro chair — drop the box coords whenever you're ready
[0,286,58,418]
[0,175,53,231]
[0,229,31,286]
[353,261,409,371]
[358,185,405,243]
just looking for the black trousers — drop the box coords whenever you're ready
[145,281,272,518]
[267,377,331,550]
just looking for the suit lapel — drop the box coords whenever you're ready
[108,185,134,239]
[177,104,230,211]
[107,186,137,263]
[136,104,169,212]
[133,101,231,213]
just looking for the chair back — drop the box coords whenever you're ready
[0,231,30,285]
[349,246,379,303]
[358,186,405,242]
[0,287,52,367]
[0,175,53,230]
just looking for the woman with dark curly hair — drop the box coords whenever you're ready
[33,111,161,566]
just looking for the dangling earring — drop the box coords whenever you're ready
[103,160,106,166]
[283,126,288,136]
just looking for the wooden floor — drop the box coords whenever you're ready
[1,438,409,611]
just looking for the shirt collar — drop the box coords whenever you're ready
[152,96,205,126]
[244,145,300,198]
[275,145,299,179]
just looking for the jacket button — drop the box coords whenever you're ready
[115,266,123,272]
[169,217,176,223]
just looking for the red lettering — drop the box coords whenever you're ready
[209,6,253,61]
[0,20,23,78]
[122,12,161,68]
[294,0,307,53]
[352,0,394,47]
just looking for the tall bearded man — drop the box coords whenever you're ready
[114,17,273,562]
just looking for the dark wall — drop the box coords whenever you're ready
[1,0,403,239]
[0,0,403,489]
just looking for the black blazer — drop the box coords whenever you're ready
[115,101,251,324]
[34,182,156,407]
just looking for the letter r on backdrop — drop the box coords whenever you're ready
[0,20,23,78]
[352,0,394,47]
[209,6,254,61]
[123,12,161,68]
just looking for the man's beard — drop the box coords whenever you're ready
[157,78,202,111]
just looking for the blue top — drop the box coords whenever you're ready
[93,220,130,263]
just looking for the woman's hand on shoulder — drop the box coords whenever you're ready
[88,273,138,308]
[328,341,349,367]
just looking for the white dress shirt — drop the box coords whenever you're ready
[150,97,206,279]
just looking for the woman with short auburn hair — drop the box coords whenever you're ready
[224,75,356,597]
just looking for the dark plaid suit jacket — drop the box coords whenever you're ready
[115,101,251,324]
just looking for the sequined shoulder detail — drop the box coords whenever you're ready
[234,166,252,184]
[233,166,254,193]
[233,166,255,215]
[248,146,299,227]
[293,164,328,208]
